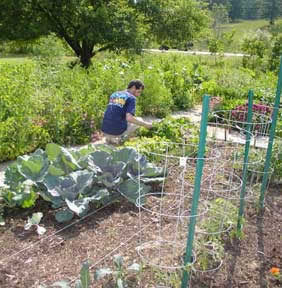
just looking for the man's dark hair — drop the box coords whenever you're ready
[127,79,144,90]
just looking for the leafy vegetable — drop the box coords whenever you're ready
[3,143,166,222]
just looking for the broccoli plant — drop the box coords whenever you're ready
[95,254,141,288]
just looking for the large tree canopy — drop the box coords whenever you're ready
[0,0,210,67]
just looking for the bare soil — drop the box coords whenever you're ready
[0,166,281,288]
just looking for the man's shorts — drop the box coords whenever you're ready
[103,122,139,145]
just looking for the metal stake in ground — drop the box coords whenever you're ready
[259,56,282,209]
[181,95,210,288]
[237,90,254,233]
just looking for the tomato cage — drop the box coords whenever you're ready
[135,142,221,271]
[134,123,257,275]
[208,108,272,148]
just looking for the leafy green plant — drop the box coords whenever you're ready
[95,254,141,288]
[241,30,270,70]
[150,266,183,288]
[268,34,282,72]
[3,143,166,222]
[194,198,238,271]
[193,239,224,271]
[124,117,200,161]
[24,212,46,235]
[199,198,238,237]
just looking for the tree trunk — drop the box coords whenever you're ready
[80,41,94,68]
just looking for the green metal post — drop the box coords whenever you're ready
[259,57,282,209]
[237,90,254,233]
[181,95,210,288]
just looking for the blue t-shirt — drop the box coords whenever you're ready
[102,90,136,135]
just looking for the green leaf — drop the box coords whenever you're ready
[89,151,111,171]
[113,255,123,269]
[117,278,124,288]
[55,209,74,223]
[4,162,25,191]
[112,147,138,163]
[46,143,62,162]
[80,261,91,288]
[127,263,141,273]
[65,189,109,217]
[141,163,166,178]
[65,198,90,216]
[29,212,43,225]
[18,153,49,182]
[117,179,150,206]
[48,165,65,177]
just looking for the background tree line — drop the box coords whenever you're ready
[0,0,211,67]
[202,0,282,23]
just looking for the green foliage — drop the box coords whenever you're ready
[24,212,46,235]
[268,34,282,71]
[241,30,271,69]
[0,52,280,163]
[137,68,173,118]
[194,197,237,271]
[95,254,141,287]
[146,0,211,49]
[137,117,193,142]
[2,143,166,222]
[124,117,199,161]
[199,198,238,237]
[162,62,207,110]
[0,0,210,67]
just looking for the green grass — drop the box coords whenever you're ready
[194,18,282,53]
[220,18,282,52]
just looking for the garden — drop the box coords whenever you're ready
[0,45,282,287]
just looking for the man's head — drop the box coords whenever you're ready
[127,79,144,97]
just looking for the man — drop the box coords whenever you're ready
[102,79,152,144]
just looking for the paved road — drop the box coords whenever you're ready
[144,49,245,57]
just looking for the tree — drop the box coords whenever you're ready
[263,0,282,25]
[229,0,242,21]
[0,0,210,67]
[241,0,265,20]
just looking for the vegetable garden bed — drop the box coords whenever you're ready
[0,138,281,288]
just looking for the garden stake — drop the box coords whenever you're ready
[237,90,254,233]
[181,95,210,288]
[259,56,282,209]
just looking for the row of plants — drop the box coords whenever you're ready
[0,117,196,225]
[1,51,280,162]
[0,143,166,225]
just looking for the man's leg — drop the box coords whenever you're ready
[103,133,123,145]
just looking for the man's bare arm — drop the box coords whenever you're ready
[126,113,152,129]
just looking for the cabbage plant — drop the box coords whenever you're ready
[4,143,166,222]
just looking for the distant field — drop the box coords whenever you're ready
[219,18,282,52]
[194,18,282,53]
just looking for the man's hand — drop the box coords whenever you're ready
[145,122,153,129]
[126,113,153,129]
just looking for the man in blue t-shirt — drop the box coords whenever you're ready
[102,79,152,144]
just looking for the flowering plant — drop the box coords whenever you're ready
[270,267,281,282]
[231,102,272,136]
